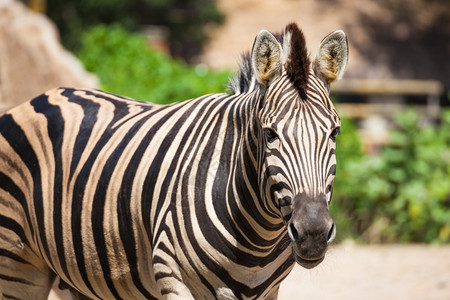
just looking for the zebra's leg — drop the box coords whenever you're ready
[0,235,55,300]
[56,278,90,300]
[152,251,194,300]
[47,279,73,300]
[153,266,194,300]
[264,287,280,300]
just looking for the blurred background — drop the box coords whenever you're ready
[1,0,450,298]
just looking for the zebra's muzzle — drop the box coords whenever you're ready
[287,195,335,269]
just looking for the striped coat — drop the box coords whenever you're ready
[0,23,348,299]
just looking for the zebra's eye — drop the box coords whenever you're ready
[330,127,340,141]
[264,128,279,144]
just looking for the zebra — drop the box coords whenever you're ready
[0,23,348,299]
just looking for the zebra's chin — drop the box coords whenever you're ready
[291,245,325,269]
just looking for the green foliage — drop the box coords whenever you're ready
[330,117,365,241]
[333,109,450,243]
[46,0,135,51]
[77,25,230,104]
[46,0,225,61]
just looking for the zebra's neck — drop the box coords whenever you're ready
[212,91,286,250]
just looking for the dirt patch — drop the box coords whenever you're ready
[279,242,450,300]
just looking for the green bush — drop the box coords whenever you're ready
[77,24,231,104]
[46,0,225,61]
[333,109,450,243]
[330,117,365,241]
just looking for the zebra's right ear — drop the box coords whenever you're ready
[251,30,283,86]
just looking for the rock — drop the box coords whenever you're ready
[0,0,98,110]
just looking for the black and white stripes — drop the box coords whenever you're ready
[0,23,348,299]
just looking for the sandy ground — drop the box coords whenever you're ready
[279,242,450,300]
[48,243,450,300]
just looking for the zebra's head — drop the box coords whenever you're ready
[241,23,348,269]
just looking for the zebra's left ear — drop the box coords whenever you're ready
[313,30,348,85]
[251,30,283,86]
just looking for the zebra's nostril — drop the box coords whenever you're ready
[327,223,336,244]
[288,223,299,241]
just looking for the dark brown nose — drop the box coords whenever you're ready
[288,195,335,268]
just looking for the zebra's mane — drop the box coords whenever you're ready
[227,52,259,94]
[228,23,310,99]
